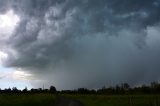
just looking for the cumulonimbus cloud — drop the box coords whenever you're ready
[0,0,160,89]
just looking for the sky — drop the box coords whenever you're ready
[0,0,160,90]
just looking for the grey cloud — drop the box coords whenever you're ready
[0,0,160,89]
[0,76,5,79]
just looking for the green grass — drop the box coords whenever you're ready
[0,93,159,106]
[66,94,160,106]
[0,93,55,106]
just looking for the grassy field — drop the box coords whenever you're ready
[0,93,55,106]
[0,93,159,106]
[66,94,160,106]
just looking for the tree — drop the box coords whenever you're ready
[50,86,56,93]
[121,83,130,90]
[22,87,28,93]
[12,87,19,93]
[151,82,158,89]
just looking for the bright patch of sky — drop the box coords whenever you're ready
[0,9,20,39]
[0,10,32,90]
[0,67,33,90]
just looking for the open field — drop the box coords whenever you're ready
[0,93,160,106]
[67,94,160,106]
[0,93,55,106]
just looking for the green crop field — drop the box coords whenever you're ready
[0,93,55,106]
[65,94,160,106]
[0,93,159,106]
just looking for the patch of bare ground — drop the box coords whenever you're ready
[54,95,84,106]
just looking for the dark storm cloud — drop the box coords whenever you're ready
[0,0,160,89]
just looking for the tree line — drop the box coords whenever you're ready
[0,82,160,94]
[0,86,56,93]
[61,82,160,95]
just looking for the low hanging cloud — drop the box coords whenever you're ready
[0,0,160,89]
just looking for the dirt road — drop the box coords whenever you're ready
[54,95,84,106]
